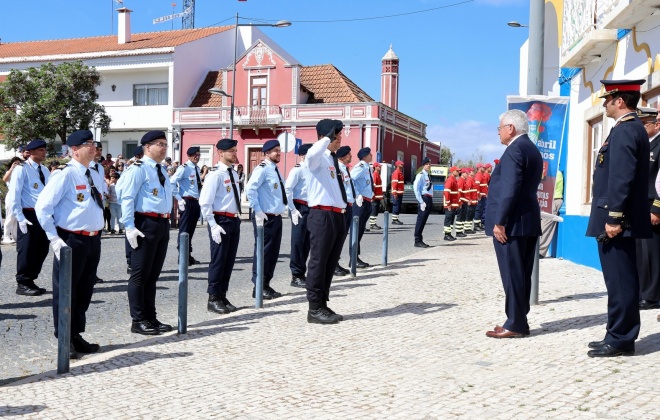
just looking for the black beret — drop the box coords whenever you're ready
[187,146,201,156]
[297,143,312,156]
[421,157,431,165]
[141,130,166,145]
[336,146,351,158]
[216,138,238,150]
[25,139,48,151]
[262,139,280,152]
[357,147,371,159]
[66,130,94,147]
[316,119,335,136]
[133,145,143,157]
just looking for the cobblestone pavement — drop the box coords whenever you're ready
[0,212,430,385]
[2,217,660,418]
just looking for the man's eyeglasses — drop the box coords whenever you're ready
[497,124,512,132]
[150,142,168,148]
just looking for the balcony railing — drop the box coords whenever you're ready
[561,0,620,67]
[234,106,283,126]
[562,0,596,57]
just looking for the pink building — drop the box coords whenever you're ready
[175,41,438,182]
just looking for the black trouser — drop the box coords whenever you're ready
[636,220,660,302]
[177,197,201,256]
[493,235,537,334]
[290,202,310,278]
[467,204,476,228]
[414,196,432,243]
[480,197,487,224]
[392,194,403,216]
[125,238,132,266]
[370,199,381,221]
[208,215,241,296]
[15,209,50,286]
[443,209,456,234]
[306,208,346,303]
[52,229,101,337]
[127,214,170,322]
[350,201,370,256]
[474,197,485,224]
[599,236,640,351]
[104,207,111,230]
[251,215,282,287]
[456,203,468,233]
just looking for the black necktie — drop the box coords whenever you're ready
[331,153,348,204]
[195,165,202,191]
[346,168,357,198]
[227,168,242,214]
[85,169,104,209]
[37,165,45,186]
[155,164,166,187]
[92,163,100,173]
[274,166,288,206]
[368,166,374,193]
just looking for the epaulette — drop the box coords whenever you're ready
[133,159,142,166]
[208,167,217,171]
[58,164,68,170]
[294,164,300,168]
[258,162,266,167]
[620,115,635,123]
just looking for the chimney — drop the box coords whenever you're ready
[381,44,399,110]
[117,7,133,44]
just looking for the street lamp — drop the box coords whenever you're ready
[507,21,528,28]
[209,14,291,140]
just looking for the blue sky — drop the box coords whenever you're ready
[0,0,531,162]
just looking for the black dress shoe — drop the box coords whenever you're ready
[325,306,344,321]
[208,296,230,314]
[370,224,382,230]
[68,344,81,360]
[414,242,430,248]
[95,276,104,284]
[334,268,347,276]
[71,334,100,353]
[222,297,238,312]
[392,220,404,225]
[189,256,199,265]
[357,258,370,268]
[588,340,606,349]
[151,319,173,332]
[252,287,282,300]
[16,284,43,296]
[336,264,350,274]
[456,232,467,238]
[290,276,307,288]
[587,344,634,357]
[308,308,340,324]
[639,299,660,310]
[131,320,160,335]
[28,282,47,294]
[444,234,456,241]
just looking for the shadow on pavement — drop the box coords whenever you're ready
[540,292,607,304]
[0,313,37,321]
[92,285,168,294]
[534,313,608,336]
[0,404,47,416]
[345,302,456,321]
[189,309,298,329]
[635,332,660,355]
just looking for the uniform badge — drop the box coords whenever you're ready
[33,183,39,189]
[190,180,195,186]
[598,154,604,164]
[274,183,278,189]
[330,171,335,179]
[152,188,159,196]
[226,186,231,193]
[76,193,84,202]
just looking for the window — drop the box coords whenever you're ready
[123,141,138,159]
[197,145,213,169]
[396,151,404,163]
[133,83,168,106]
[250,77,267,107]
[586,116,603,203]
[410,155,418,179]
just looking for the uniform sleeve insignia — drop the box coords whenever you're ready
[653,199,660,208]
[259,162,266,167]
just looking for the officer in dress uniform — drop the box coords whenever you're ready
[246,139,287,300]
[443,166,460,241]
[199,139,242,315]
[305,119,347,324]
[369,162,384,230]
[586,79,652,357]
[9,139,51,296]
[336,145,357,275]
[350,147,374,268]
[171,146,203,265]
[635,106,660,310]
[124,145,144,275]
[116,131,174,336]
[285,143,312,288]
[413,157,433,248]
[35,130,105,359]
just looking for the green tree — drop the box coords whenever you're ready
[0,61,111,152]
[440,146,454,166]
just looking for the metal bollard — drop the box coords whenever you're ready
[178,233,189,334]
[350,215,359,277]
[255,225,265,308]
[57,246,73,374]
[530,237,540,305]
[382,211,389,266]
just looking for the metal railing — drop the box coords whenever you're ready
[234,106,283,126]
[561,0,597,58]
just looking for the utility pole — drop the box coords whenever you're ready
[527,0,545,95]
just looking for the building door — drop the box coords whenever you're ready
[248,147,263,178]
[123,141,138,159]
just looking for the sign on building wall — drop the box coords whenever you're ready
[507,96,568,213]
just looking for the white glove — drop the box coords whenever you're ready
[291,209,302,226]
[18,219,33,234]
[210,224,226,244]
[255,211,268,227]
[178,199,186,212]
[125,228,145,249]
[420,202,427,212]
[50,238,68,261]
[355,195,364,207]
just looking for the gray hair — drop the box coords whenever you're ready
[499,109,529,134]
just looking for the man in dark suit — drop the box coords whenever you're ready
[485,109,542,339]
[586,80,652,357]
[635,106,660,311]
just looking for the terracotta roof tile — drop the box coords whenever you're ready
[190,71,224,107]
[300,64,374,104]
[0,26,232,59]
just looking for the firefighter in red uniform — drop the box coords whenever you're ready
[369,162,383,230]
[473,163,485,231]
[455,168,469,237]
[390,160,405,225]
[443,166,460,241]
[466,167,478,233]
[480,163,493,228]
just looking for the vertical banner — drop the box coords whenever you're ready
[507,96,568,213]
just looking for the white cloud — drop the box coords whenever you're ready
[427,120,505,164]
